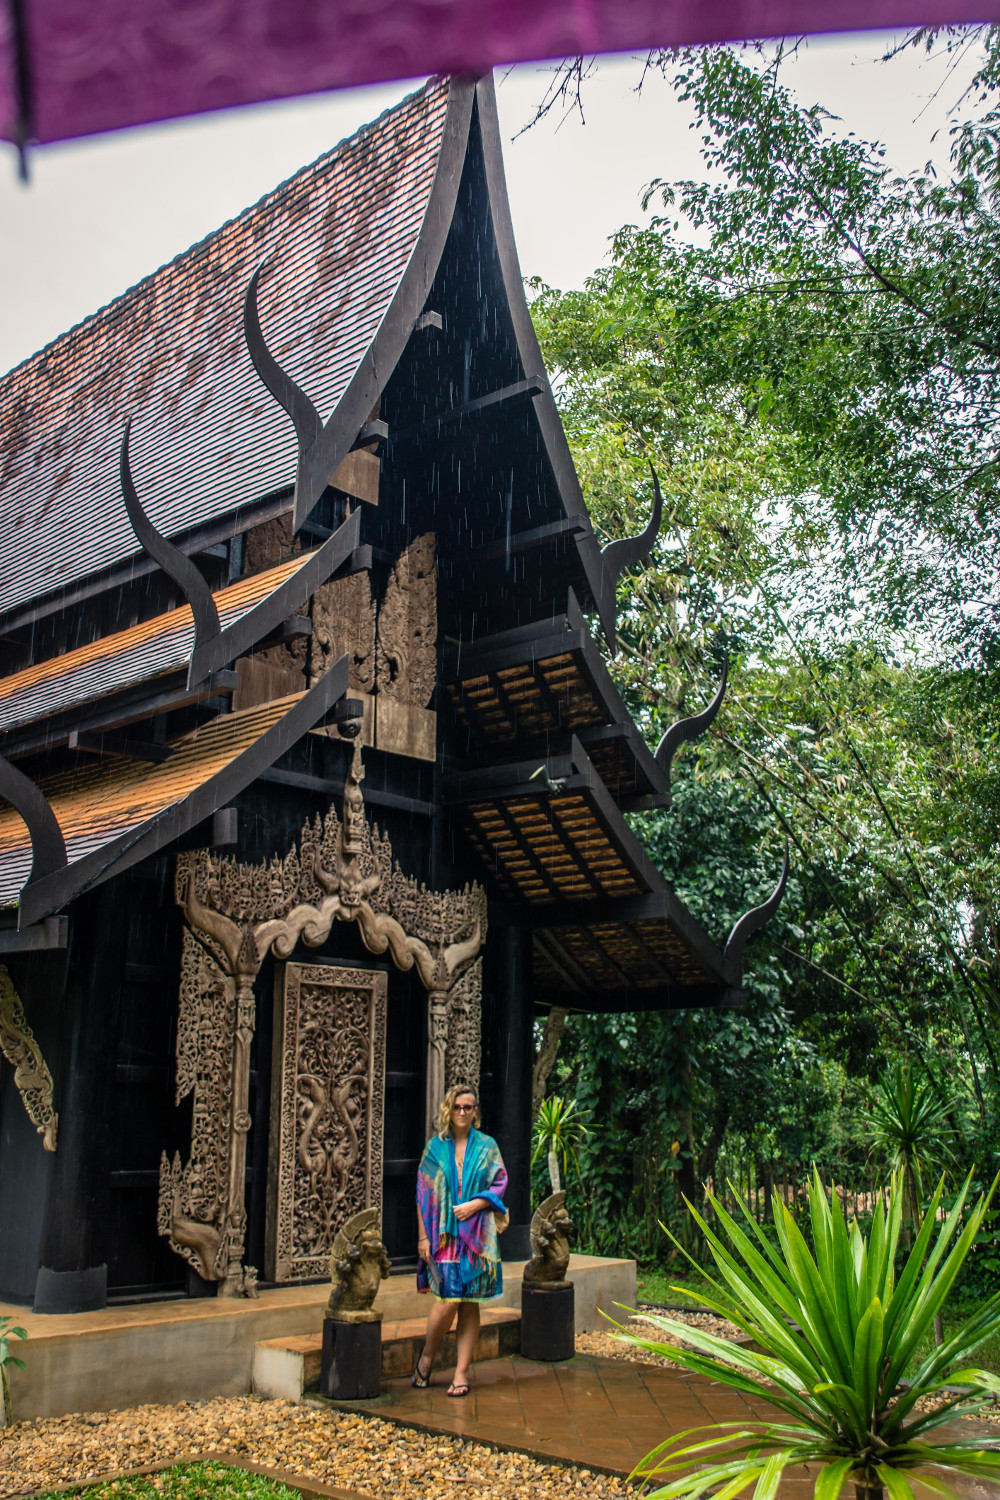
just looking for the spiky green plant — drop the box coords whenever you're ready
[870,1064,956,1239]
[0,1315,26,1427]
[623,1169,1000,1500]
[531,1095,588,1194]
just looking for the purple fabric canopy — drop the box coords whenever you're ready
[2,0,1000,149]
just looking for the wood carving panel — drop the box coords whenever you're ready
[157,930,235,1283]
[310,572,376,694]
[0,964,58,1152]
[376,532,436,707]
[375,533,436,760]
[268,963,386,1283]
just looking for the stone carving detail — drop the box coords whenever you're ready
[0,964,58,1152]
[270,963,387,1283]
[162,738,485,1294]
[310,572,376,693]
[327,1207,391,1322]
[376,532,436,707]
[524,1191,574,1287]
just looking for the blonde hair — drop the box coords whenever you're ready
[436,1085,481,1138]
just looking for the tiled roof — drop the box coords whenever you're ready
[0,694,304,907]
[0,552,315,736]
[0,78,450,619]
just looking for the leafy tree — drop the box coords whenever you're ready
[528,33,1000,1185]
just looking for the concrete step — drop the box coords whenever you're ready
[253,1307,521,1401]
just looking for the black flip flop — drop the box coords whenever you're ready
[411,1348,432,1388]
[447,1381,470,1397]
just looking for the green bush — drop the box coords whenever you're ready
[626,1169,1000,1500]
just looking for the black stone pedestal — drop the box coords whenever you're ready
[321,1316,382,1399]
[520,1281,575,1361]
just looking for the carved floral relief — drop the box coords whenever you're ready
[0,964,58,1153]
[269,962,386,1282]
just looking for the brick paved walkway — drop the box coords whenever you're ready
[334,1351,813,1489]
[331,1352,1000,1496]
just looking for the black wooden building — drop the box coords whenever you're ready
[0,77,781,1313]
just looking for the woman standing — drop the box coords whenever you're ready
[413,1085,508,1397]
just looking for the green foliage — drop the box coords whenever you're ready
[528,30,1000,1239]
[626,1171,1000,1499]
[0,1314,26,1427]
[32,1462,299,1499]
[869,1063,957,1234]
[530,1095,588,1195]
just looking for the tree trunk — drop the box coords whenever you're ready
[854,1480,885,1500]
[547,1149,561,1194]
[698,1102,731,1195]
[532,1007,568,1122]
[1,1367,10,1428]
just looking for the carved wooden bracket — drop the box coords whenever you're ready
[161,739,485,1295]
[0,964,58,1152]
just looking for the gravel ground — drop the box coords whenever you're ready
[0,1396,635,1500]
[576,1306,743,1369]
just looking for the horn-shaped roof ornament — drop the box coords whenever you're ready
[724,846,790,969]
[654,654,729,805]
[244,261,334,532]
[597,464,664,654]
[0,756,68,922]
[120,417,222,690]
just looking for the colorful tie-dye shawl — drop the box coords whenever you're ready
[416,1128,508,1301]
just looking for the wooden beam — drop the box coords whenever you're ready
[1,670,240,760]
[258,766,435,819]
[0,915,68,952]
[490,800,562,901]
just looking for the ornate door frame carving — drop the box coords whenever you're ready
[159,740,485,1296]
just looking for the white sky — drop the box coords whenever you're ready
[0,30,986,377]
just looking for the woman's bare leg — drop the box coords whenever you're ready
[418,1298,458,1378]
[452,1302,480,1388]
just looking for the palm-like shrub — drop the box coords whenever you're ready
[625,1170,1000,1500]
[531,1095,588,1194]
[870,1064,955,1238]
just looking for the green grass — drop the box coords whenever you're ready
[31,1462,299,1500]
[636,1266,717,1309]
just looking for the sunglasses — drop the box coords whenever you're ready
[452,1103,476,1113]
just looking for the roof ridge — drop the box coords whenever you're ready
[0,76,444,387]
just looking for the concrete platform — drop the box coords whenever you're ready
[1,1255,634,1420]
[252,1307,522,1402]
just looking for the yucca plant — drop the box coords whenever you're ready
[870,1064,956,1239]
[531,1095,589,1194]
[623,1169,1000,1500]
[0,1315,26,1428]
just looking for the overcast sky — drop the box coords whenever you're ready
[0,31,985,377]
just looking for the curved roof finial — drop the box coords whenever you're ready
[120,417,221,689]
[654,654,729,805]
[724,846,790,969]
[244,261,334,531]
[598,463,664,653]
[0,756,67,917]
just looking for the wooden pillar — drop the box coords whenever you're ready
[482,925,532,1256]
[34,886,120,1312]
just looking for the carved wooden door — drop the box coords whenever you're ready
[266,962,386,1283]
